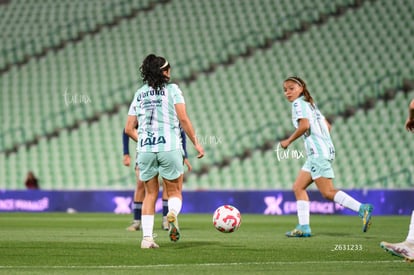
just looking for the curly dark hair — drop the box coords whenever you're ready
[140,54,171,90]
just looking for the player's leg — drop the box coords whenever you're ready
[142,176,159,216]
[126,166,145,231]
[158,150,184,242]
[313,157,373,232]
[141,175,160,248]
[380,210,414,262]
[314,177,370,221]
[286,168,313,237]
[161,181,169,230]
[163,175,183,242]
[138,152,160,248]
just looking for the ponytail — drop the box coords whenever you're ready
[302,90,314,107]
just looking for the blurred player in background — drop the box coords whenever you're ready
[405,99,414,132]
[125,54,204,249]
[280,76,373,237]
[380,99,414,262]
[122,126,192,231]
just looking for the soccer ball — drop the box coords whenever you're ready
[212,205,241,233]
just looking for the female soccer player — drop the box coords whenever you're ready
[380,99,414,262]
[125,54,204,248]
[380,210,414,262]
[280,76,373,237]
[122,127,192,231]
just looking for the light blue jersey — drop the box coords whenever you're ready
[291,96,335,160]
[128,83,185,153]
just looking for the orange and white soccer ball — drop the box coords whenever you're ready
[212,205,241,233]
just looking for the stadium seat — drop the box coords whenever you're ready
[1,0,414,190]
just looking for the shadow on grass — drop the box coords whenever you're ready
[316,232,353,237]
[161,240,246,250]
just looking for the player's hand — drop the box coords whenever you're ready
[280,139,290,149]
[123,155,131,166]
[184,158,192,171]
[405,118,414,132]
[195,143,204,158]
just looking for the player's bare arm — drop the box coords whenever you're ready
[280,118,310,149]
[125,115,138,142]
[175,103,204,158]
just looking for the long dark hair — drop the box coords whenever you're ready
[285,76,314,107]
[140,54,171,90]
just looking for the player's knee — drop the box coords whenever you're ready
[320,190,335,200]
[292,184,304,196]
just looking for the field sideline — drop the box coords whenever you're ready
[0,213,413,274]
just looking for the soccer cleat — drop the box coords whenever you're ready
[285,224,312,237]
[162,216,169,231]
[167,212,180,242]
[126,220,141,231]
[380,240,414,262]
[141,237,159,249]
[358,204,373,232]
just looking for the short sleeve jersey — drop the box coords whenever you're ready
[291,96,335,159]
[128,83,185,153]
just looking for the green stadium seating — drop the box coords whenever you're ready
[1,0,413,190]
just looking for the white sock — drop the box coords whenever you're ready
[297,200,310,225]
[168,197,182,216]
[333,191,361,212]
[141,215,154,238]
[407,210,414,243]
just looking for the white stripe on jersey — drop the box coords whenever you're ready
[291,96,335,159]
[129,83,184,153]
[162,94,171,152]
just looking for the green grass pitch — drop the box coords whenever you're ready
[0,213,413,274]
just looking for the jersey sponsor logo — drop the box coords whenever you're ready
[136,89,165,102]
[142,99,162,108]
[140,136,166,147]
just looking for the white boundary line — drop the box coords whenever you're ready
[0,260,404,269]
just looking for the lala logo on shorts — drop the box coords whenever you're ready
[140,135,166,147]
